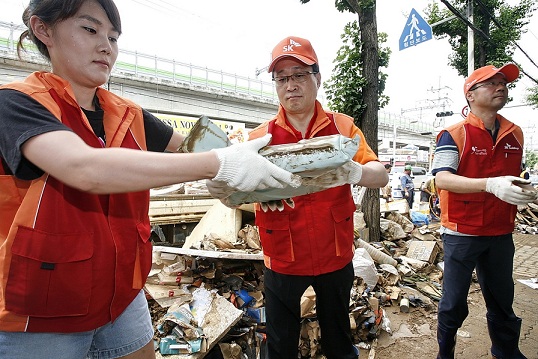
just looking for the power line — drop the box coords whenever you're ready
[474,0,538,72]
[440,0,538,85]
[440,0,494,44]
[528,29,538,42]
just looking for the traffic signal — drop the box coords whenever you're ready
[436,111,453,117]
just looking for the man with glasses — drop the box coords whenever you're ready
[432,64,533,359]
[247,36,387,359]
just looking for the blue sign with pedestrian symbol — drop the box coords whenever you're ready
[399,8,432,51]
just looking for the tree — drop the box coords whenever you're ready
[525,150,538,171]
[324,22,390,117]
[427,1,538,164]
[527,86,538,109]
[425,0,536,77]
[300,0,389,242]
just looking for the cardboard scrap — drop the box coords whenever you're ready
[299,320,321,358]
[144,283,192,308]
[411,227,437,241]
[217,342,243,359]
[300,286,317,318]
[386,210,414,233]
[184,201,242,249]
[380,218,407,240]
[406,240,440,264]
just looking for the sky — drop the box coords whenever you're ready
[2,0,538,143]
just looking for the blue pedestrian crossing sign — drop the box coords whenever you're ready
[399,8,432,51]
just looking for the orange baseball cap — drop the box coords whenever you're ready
[268,36,318,73]
[463,63,519,95]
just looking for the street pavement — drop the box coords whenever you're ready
[439,232,538,358]
[370,232,538,359]
[512,232,538,358]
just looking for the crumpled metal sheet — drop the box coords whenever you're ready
[224,134,360,206]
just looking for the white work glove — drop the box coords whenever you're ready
[205,180,235,200]
[259,198,295,212]
[302,160,363,189]
[208,134,301,195]
[485,176,538,205]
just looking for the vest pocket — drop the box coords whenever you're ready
[330,201,356,257]
[257,212,294,262]
[5,226,93,317]
[447,194,485,226]
[133,220,152,289]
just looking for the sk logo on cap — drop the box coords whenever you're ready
[283,39,302,53]
[268,36,318,72]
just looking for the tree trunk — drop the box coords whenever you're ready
[357,0,381,242]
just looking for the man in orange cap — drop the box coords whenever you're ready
[247,36,388,358]
[431,63,533,359]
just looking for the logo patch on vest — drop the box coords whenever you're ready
[504,143,520,151]
[471,146,487,156]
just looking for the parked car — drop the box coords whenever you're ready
[388,166,431,198]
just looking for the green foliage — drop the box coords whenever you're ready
[323,21,391,118]
[527,86,538,109]
[525,151,538,170]
[334,0,375,13]
[425,0,536,78]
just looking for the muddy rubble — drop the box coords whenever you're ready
[144,196,469,358]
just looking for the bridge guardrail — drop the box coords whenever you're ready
[0,21,279,104]
[0,21,433,135]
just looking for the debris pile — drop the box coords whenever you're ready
[147,249,266,358]
[515,203,538,234]
[145,199,447,358]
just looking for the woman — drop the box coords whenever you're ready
[0,1,296,358]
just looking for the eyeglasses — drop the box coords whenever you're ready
[469,80,508,91]
[272,71,318,87]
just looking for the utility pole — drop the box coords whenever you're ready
[467,0,474,75]
[400,77,453,120]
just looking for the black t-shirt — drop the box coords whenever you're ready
[0,89,174,180]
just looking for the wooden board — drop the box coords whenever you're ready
[153,246,263,261]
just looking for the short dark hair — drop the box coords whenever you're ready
[384,164,392,169]
[18,0,121,60]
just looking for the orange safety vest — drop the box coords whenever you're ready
[0,72,152,332]
[249,101,379,275]
[437,112,523,235]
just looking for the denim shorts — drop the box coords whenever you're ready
[0,290,154,359]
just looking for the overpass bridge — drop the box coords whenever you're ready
[0,21,436,167]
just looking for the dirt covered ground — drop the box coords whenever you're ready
[358,280,537,359]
